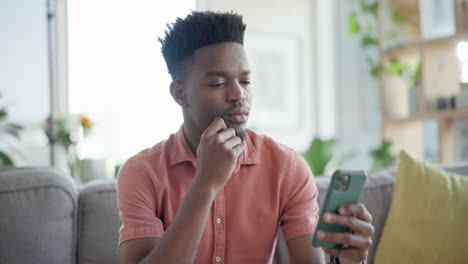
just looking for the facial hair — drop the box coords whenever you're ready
[220,104,250,140]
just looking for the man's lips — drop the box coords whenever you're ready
[225,114,248,123]
[224,107,250,124]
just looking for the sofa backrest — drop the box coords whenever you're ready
[0,167,78,264]
[438,162,468,176]
[77,180,120,264]
[2,163,467,264]
[0,166,406,264]
[74,162,468,264]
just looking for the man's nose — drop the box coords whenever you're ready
[227,81,246,102]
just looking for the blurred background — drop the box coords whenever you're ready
[1,0,467,181]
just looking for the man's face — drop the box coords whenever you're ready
[180,42,253,139]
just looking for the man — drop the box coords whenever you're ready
[117,11,374,264]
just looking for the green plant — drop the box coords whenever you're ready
[0,92,23,166]
[348,0,409,79]
[302,137,357,176]
[349,0,378,46]
[386,56,412,76]
[0,151,14,166]
[369,139,396,169]
[303,137,336,176]
[383,56,421,88]
[410,61,421,86]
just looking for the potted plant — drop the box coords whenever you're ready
[0,92,23,166]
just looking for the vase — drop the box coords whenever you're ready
[79,158,115,183]
[66,145,81,182]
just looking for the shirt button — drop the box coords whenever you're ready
[216,218,222,224]
[215,256,221,262]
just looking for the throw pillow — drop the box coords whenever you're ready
[374,151,468,263]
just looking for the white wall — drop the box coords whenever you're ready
[316,0,337,139]
[67,1,195,164]
[0,0,51,166]
[334,0,382,170]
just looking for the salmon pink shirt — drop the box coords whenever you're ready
[117,126,319,264]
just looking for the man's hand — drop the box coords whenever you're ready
[317,203,374,264]
[195,117,244,192]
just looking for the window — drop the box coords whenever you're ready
[68,0,195,163]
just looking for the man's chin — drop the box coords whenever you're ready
[228,123,247,140]
[236,129,246,140]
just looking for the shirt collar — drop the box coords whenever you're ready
[170,125,260,167]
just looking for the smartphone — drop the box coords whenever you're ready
[312,170,367,248]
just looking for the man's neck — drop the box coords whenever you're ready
[182,123,202,155]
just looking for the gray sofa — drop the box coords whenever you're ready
[1,163,467,264]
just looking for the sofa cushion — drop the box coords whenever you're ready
[0,167,78,264]
[78,180,121,264]
[375,151,468,263]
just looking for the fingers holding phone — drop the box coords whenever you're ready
[324,203,374,237]
[321,205,374,237]
[337,203,373,223]
[312,170,373,263]
[318,204,374,262]
[320,212,373,263]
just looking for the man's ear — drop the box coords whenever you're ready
[170,80,188,107]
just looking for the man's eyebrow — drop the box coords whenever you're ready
[204,70,251,77]
[205,71,228,77]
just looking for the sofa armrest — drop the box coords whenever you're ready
[0,167,78,264]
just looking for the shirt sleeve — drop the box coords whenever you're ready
[117,158,164,246]
[279,152,320,241]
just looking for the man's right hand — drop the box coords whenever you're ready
[195,117,244,192]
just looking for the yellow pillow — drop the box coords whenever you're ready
[375,151,468,264]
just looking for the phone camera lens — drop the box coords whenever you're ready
[334,174,350,191]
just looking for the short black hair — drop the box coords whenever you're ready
[158,11,247,79]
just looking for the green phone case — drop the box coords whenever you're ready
[312,170,367,248]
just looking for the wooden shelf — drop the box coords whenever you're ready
[385,109,468,123]
[381,39,421,54]
[381,35,462,54]
[378,0,468,163]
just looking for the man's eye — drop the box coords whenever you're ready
[241,81,251,86]
[208,83,225,87]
